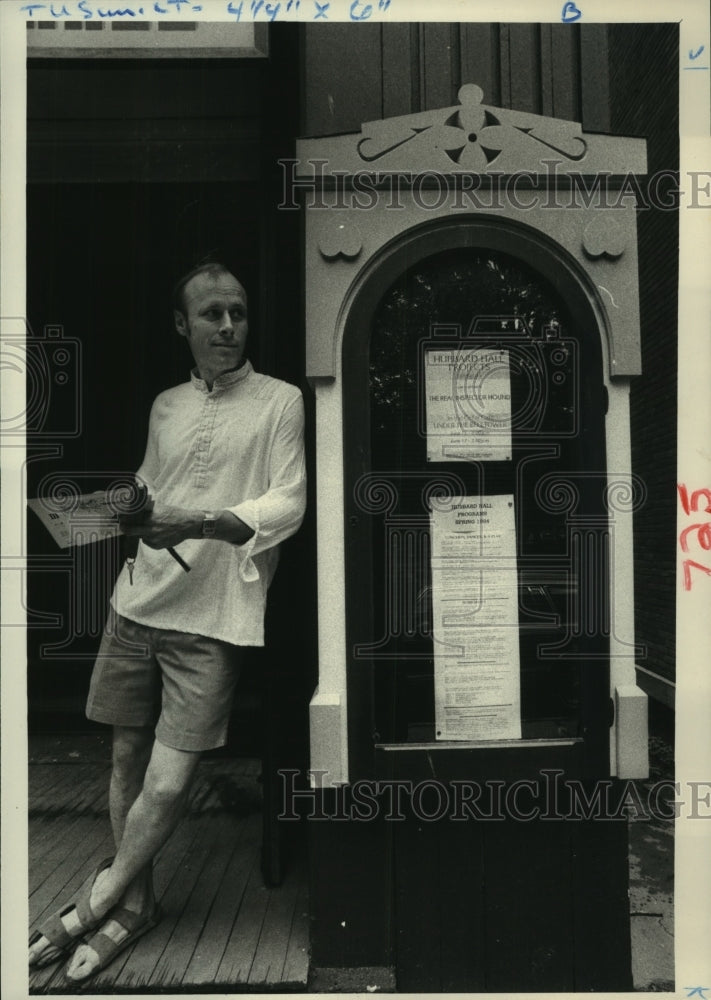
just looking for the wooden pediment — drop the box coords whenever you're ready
[297,84,647,179]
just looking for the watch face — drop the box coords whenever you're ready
[202,512,217,536]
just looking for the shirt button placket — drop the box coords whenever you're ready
[193,394,213,489]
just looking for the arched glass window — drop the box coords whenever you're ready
[343,240,610,777]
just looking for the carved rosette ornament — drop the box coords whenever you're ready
[356,84,588,172]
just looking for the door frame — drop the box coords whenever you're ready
[307,211,645,784]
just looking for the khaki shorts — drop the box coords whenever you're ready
[86,609,242,752]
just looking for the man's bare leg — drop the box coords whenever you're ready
[28,725,153,968]
[66,736,202,982]
[107,725,155,912]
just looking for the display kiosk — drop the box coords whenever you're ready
[296,85,649,990]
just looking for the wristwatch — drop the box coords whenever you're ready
[201,510,218,538]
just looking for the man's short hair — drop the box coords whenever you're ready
[172,261,241,316]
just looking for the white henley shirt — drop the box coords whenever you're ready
[110,360,306,646]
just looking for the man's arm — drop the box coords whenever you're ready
[121,506,254,549]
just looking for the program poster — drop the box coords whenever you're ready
[425,347,512,462]
[431,494,521,741]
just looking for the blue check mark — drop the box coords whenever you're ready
[690,45,705,60]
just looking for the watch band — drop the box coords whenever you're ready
[201,510,218,537]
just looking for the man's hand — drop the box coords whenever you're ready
[120,504,201,550]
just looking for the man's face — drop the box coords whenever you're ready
[174,272,248,386]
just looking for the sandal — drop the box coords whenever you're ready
[65,901,162,983]
[29,856,114,969]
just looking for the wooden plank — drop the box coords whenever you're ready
[31,763,109,817]
[29,817,113,901]
[29,764,87,813]
[30,815,82,872]
[422,23,458,110]
[302,24,382,137]
[540,24,555,117]
[29,778,110,881]
[508,23,542,115]
[550,24,581,122]
[56,766,110,815]
[460,23,501,105]
[183,813,261,984]
[281,871,310,986]
[30,822,114,920]
[215,854,271,983]
[30,773,109,850]
[146,814,237,989]
[580,25,611,132]
[500,24,512,108]
[247,861,304,986]
[29,765,61,798]
[382,24,413,119]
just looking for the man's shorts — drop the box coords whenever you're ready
[86,609,242,752]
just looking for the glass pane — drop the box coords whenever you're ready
[365,247,607,743]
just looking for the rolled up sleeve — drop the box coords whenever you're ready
[226,391,306,582]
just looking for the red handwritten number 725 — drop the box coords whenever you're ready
[678,484,711,591]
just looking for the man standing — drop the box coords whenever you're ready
[28,263,306,983]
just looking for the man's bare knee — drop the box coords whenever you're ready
[141,770,192,817]
[112,726,153,781]
[141,742,201,817]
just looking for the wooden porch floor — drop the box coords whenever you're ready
[28,755,310,994]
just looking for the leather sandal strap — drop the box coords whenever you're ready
[83,930,125,968]
[84,907,156,967]
[109,906,150,935]
[36,909,75,950]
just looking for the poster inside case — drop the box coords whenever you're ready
[425,347,513,462]
[431,493,521,741]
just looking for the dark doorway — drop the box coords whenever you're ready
[25,32,313,774]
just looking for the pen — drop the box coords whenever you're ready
[168,547,191,572]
